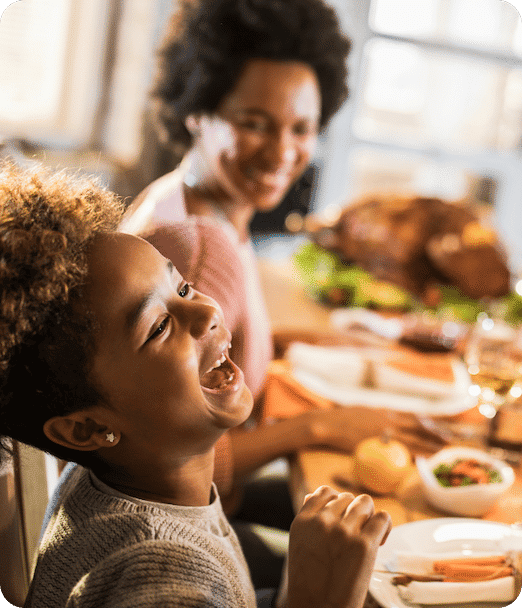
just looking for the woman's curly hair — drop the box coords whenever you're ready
[152,0,351,154]
[0,161,124,466]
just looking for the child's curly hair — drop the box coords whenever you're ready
[0,161,124,465]
[152,0,351,154]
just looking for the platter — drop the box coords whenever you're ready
[291,356,476,416]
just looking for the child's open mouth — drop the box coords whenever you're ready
[200,351,237,391]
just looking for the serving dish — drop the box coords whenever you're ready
[290,357,476,416]
[416,447,515,517]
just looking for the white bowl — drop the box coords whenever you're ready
[416,446,515,517]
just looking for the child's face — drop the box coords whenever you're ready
[82,232,253,461]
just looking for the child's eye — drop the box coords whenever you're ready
[148,317,169,342]
[178,282,193,298]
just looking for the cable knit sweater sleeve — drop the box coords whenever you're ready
[27,468,256,608]
[66,539,249,608]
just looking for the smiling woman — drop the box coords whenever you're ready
[182,58,321,221]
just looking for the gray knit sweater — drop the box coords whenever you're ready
[25,466,256,608]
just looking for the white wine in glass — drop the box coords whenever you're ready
[468,369,518,397]
[465,316,520,419]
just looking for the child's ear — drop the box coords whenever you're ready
[43,411,120,451]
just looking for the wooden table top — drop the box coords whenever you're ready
[258,257,332,333]
[258,256,522,527]
[288,448,522,526]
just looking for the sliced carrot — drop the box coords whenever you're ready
[433,555,506,567]
[450,460,490,484]
[443,567,513,582]
[431,556,513,582]
[435,565,507,577]
[433,556,512,581]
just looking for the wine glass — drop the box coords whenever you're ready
[465,314,521,420]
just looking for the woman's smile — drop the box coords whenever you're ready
[241,166,293,193]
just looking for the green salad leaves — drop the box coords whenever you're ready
[293,241,522,325]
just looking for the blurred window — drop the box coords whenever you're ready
[346,147,494,206]
[355,39,521,154]
[355,0,522,155]
[0,0,112,146]
[0,0,70,125]
[370,0,521,54]
[313,0,522,265]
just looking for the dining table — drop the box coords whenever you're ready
[257,255,522,527]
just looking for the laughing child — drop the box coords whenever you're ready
[0,162,391,608]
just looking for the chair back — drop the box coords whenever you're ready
[0,442,50,607]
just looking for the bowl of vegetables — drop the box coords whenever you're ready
[416,446,515,517]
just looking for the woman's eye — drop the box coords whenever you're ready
[238,120,268,133]
[148,317,169,342]
[294,122,317,137]
[178,282,193,298]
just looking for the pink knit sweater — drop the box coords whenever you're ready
[145,217,273,401]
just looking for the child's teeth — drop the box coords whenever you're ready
[209,353,226,372]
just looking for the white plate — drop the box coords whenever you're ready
[291,356,476,416]
[370,518,522,608]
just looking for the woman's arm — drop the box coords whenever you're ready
[228,414,317,481]
[228,406,448,483]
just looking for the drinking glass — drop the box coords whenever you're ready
[465,315,521,420]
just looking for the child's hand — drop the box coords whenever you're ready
[286,486,391,608]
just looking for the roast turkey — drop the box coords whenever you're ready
[312,194,511,302]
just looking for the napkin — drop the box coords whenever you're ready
[397,577,516,604]
[263,360,334,420]
[375,362,457,400]
[290,369,448,412]
[394,550,507,575]
[283,342,463,409]
[285,342,458,397]
[285,342,370,388]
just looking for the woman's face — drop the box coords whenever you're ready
[82,232,253,464]
[191,59,321,212]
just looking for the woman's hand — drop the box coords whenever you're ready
[227,404,449,489]
[304,406,449,456]
[286,486,391,608]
